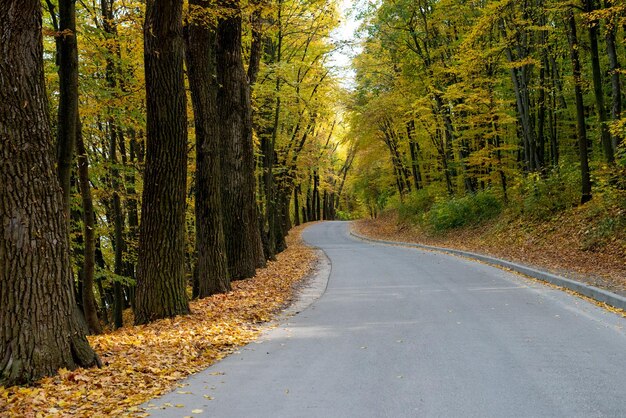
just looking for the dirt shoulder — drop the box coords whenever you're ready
[354,210,626,298]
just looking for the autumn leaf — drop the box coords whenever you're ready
[0,226,316,417]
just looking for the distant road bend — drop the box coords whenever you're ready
[148,221,626,418]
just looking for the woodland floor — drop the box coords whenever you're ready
[354,206,626,298]
[0,225,318,417]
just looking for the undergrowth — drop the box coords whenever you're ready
[390,163,625,237]
[393,188,502,232]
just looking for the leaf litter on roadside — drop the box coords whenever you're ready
[0,226,317,417]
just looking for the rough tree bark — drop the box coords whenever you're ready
[135,0,190,324]
[217,0,266,279]
[56,0,79,216]
[0,1,100,386]
[185,0,230,297]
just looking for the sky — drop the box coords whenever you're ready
[328,0,363,89]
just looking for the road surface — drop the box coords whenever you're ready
[145,221,626,417]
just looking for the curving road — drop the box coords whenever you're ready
[147,221,626,417]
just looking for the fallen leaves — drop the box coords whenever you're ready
[0,225,317,417]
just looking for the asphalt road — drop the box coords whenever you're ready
[146,221,626,418]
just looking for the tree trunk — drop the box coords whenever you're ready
[247,0,263,86]
[185,0,230,297]
[124,130,139,308]
[217,0,266,278]
[77,121,103,334]
[294,185,301,226]
[110,127,125,329]
[135,0,190,324]
[312,172,320,221]
[56,0,79,217]
[604,2,621,151]
[583,0,614,163]
[265,0,285,259]
[274,188,288,253]
[0,1,100,386]
[505,48,538,172]
[406,121,423,190]
[566,10,592,203]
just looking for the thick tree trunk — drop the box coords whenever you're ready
[185,0,230,297]
[77,122,103,334]
[0,1,99,386]
[566,10,592,203]
[217,1,265,278]
[56,0,79,216]
[135,0,190,324]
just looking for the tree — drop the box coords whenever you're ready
[0,0,100,386]
[44,0,102,334]
[134,0,190,324]
[565,8,592,203]
[185,0,230,297]
[217,0,266,279]
[54,0,80,216]
[77,123,103,334]
[582,0,614,163]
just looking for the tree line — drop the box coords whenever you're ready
[348,0,625,216]
[0,0,352,387]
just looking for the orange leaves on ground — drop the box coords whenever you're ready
[0,226,317,417]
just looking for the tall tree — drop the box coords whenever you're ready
[217,0,266,279]
[604,0,622,151]
[583,0,614,163]
[77,123,103,334]
[55,0,79,215]
[0,0,100,386]
[134,0,190,324]
[565,9,592,203]
[100,0,126,329]
[185,0,230,297]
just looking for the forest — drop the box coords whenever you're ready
[348,0,626,225]
[1,0,625,408]
[1,0,350,390]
